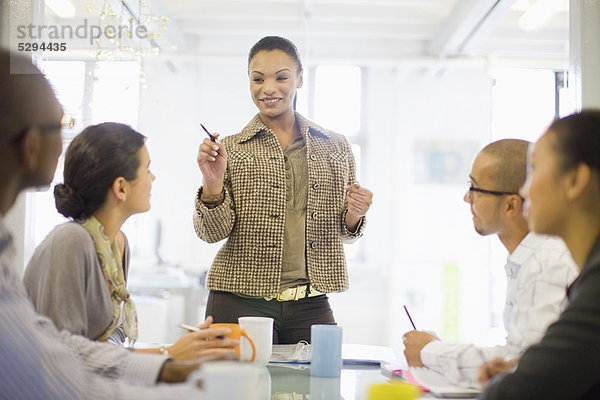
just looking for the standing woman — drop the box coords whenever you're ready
[480,110,600,399]
[24,122,237,361]
[194,36,373,344]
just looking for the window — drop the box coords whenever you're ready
[313,65,362,136]
[24,60,141,265]
[91,62,140,126]
[312,65,364,263]
[26,60,85,256]
[491,67,557,142]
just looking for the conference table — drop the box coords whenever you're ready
[150,341,479,399]
[264,344,479,399]
[268,363,387,399]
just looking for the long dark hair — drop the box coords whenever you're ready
[548,110,600,181]
[54,122,146,220]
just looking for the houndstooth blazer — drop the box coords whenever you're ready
[193,113,366,297]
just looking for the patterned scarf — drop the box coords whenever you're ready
[80,216,138,345]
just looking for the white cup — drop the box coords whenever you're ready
[190,361,270,400]
[238,316,274,365]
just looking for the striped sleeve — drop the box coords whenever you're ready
[0,292,202,399]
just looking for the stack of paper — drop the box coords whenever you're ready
[405,367,481,399]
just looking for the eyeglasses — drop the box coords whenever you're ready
[467,181,518,198]
[10,114,75,144]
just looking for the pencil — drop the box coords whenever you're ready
[403,305,417,330]
[200,123,216,142]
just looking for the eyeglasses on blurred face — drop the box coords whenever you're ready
[11,114,75,144]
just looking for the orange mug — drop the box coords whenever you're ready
[211,323,256,362]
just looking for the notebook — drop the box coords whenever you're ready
[269,342,396,366]
[404,367,481,399]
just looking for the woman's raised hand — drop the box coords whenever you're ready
[196,134,228,192]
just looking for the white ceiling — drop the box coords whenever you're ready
[159,0,569,64]
[49,0,570,66]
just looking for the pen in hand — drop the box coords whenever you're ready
[179,323,201,332]
[179,323,226,340]
[403,305,417,330]
[200,123,216,142]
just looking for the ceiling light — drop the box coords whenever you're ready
[518,0,564,31]
[45,0,76,19]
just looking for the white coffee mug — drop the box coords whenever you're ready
[190,361,270,400]
[238,316,274,365]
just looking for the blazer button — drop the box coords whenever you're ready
[310,154,317,161]
[311,212,318,219]
[312,183,320,190]
[311,242,318,249]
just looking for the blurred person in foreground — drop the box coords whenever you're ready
[0,49,236,399]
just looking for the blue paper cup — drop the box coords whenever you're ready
[310,324,343,377]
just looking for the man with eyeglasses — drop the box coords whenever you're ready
[0,50,237,398]
[402,139,578,389]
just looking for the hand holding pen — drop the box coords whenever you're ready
[160,316,239,362]
[402,306,441,367]
[200,123,216,142]
[196,123,228,193]
[404,305,417,330]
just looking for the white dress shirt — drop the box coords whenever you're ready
[420,233,579,388]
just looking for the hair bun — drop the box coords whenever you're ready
[54,183,87,220]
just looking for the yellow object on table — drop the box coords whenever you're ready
[368,381,422,400]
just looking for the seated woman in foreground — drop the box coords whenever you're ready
[480,110,600,399]
[24,122,237,361]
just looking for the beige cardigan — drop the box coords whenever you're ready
[193,113,366,297]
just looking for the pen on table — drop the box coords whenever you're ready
[179,323,201,332]
[200,123,216,142]
[403,305,417,330]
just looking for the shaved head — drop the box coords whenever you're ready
[479,139,530,193]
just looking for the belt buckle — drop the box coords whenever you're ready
[279,287,295,301]
[264,285,312,302]
[294,285,307,301]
